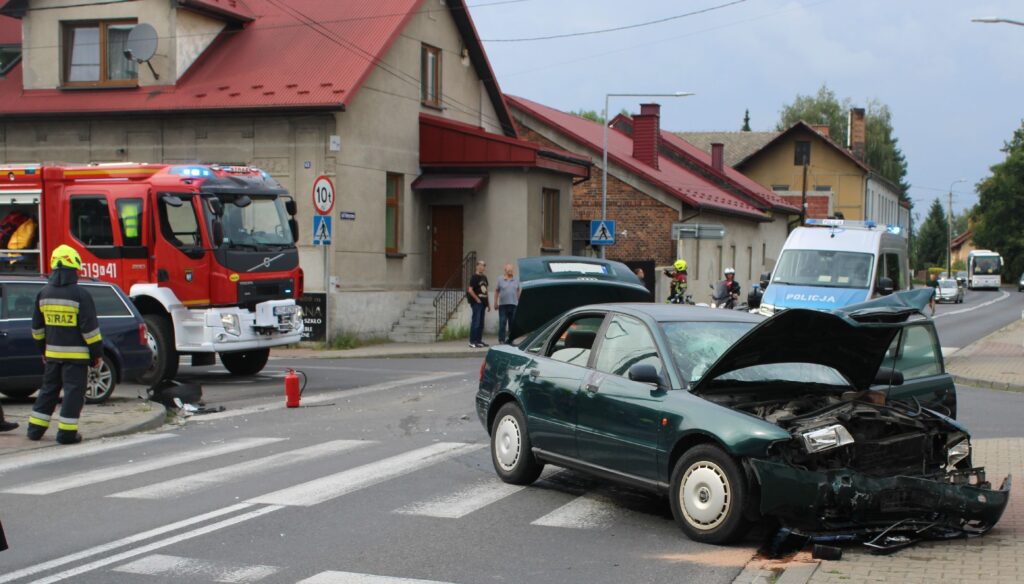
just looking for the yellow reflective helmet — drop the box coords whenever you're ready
[674,259,687,271]
[50,244,83,271]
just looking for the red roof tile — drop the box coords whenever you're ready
[506,95,769,221]
[0,0,515,135]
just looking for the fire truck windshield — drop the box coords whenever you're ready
[220,196,294,249]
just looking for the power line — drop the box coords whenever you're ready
[12,0,136,11]
[481,0,747,42]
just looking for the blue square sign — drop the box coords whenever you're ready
[313,215,332,246]
[590,220,615,245]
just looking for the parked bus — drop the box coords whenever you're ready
[967,250,1003,290]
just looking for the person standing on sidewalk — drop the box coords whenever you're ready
[27,245,103,445]
[494,263,521,344]
[467,260,490,348]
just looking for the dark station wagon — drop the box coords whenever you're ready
[476,257,1010,550]
[0,275,152,404]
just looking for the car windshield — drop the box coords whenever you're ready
[772,249,873,289]
[661,321,753,382]
[939,280,957,289]
[220,196,293,248]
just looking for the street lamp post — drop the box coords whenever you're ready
[948,178,966,276]
[971,17,1024,27]
[600,92,695,258]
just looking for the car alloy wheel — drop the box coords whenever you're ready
[679,461,730,530]
[489,403,543,485]
[85,355,116,404]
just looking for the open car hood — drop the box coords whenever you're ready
[508,256,652,340]
[691,290,931,394]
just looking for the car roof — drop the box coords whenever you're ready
[573,302,764,324]
[0,275,111,286]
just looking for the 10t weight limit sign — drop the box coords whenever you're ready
[312,176,335,216]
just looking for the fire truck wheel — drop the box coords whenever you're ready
[139,314,179,386]
[219,349,270,376]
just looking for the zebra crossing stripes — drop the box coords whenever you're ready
[113,554,279,583]
[2,437,284,495]
[297,572,462,584]
[393,467,561,518]
[248,442,483,507]
[0,433,174,475]
[109,439,374,500]
[531,495,617,529]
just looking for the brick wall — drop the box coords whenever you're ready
[782,195,830,219]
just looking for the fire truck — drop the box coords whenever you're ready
[0,163,304,384]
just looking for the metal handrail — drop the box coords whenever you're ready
[433,251,476,339]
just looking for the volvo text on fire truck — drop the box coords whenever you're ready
[0,163,304,384]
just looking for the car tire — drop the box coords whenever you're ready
[85,354,117,405]
[219,349,270,376]
[138,314,179,386]
[670,444,749,544]
[490,403,543,485]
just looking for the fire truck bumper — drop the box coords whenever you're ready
[175,300,303,352]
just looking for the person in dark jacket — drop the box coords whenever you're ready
[27,245,103,444]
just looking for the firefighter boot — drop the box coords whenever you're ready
[27,424,46,440]
[26,414,49,441]
[56,429,82,445]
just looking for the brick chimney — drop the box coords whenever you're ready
[810,124,830,138]
[711,143,724,172]
[631,103,660,169]
[847,108,866,161]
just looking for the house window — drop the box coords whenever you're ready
[541,188,560,249]
[62,20,138,87]
[421,44,441,107]
[771,184,790,191]
[814,185,832,192]
[794,141,810,165]
[385,173,402,253]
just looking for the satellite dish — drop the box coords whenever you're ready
[124,23,160,80]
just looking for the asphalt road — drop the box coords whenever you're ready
[931,285,1024,350]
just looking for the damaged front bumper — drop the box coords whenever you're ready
[751,459,1012,550]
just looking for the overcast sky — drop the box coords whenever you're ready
[470,0,1024,219]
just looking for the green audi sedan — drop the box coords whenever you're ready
[476,257,1010,549]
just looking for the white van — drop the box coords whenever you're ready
[759,219,909,315]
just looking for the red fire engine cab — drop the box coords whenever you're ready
[0,163,304,384]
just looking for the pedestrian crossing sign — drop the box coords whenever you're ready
[590,220,615,245]
[313,215,332,246]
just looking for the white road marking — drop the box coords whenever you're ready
[248,442,482,507]
[194,371,465,422]
[113,554,278,583]
[108,439,374,500]
[0,503,254,584]
[297,572,462,584]
[27,505,284,584]
[393,468,560,519]
[531,495,616,529]
[2,437,283,495]
[933,290,1010,320]
[0,433,174,476]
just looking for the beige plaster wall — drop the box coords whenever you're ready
[175,9,225,78]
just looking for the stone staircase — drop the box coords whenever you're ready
[388,291,447,343]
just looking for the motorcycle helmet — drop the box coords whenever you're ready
[724,267,736,276]
[674,259,687,271]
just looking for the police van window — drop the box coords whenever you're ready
[116,199,143,246]
[158,196,201,248]
[70,197,115,247]
[3,283,42,319]
[82,285,132,317]
[883,253,903,289]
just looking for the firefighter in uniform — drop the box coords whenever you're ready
[119,201,140,243]
[27,245,102,444]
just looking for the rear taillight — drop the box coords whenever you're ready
[479,359,487,383]
[297,268,304,297]
[139,323,148,346]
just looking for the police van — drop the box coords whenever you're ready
[758,219,910,316]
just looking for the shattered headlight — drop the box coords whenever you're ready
[220,313,241,336]
[947,439,971,468]
[801,424,855,453]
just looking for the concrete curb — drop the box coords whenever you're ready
[950,374,1024,393]
[298,350,481,360]
[733,559,819,584]
[92,400,168,439]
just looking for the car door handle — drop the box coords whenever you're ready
[528,368,540,380]
[584,382,599,393]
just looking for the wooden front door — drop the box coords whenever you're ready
[431,205,464,288]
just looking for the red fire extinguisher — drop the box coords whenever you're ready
[285,369,307,408]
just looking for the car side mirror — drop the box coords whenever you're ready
[212,221,224,247]
[876,277,894,296]
[161,194,184,207]
[873,367,904,386]
[289,218,299,243]
[628,363,663,387]
[209,198,224,216]
[233,195,252,208]
[285,200,298,216]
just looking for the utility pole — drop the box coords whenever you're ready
[947,179,965,275]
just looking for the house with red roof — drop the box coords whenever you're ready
[507,95,798,299]
[0,0,590,342]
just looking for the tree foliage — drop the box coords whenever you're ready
[777,84,910,202]
[570,108,630,125]
[972,120,1024,282]
[914,198,949,270]
[741,109,751,132]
